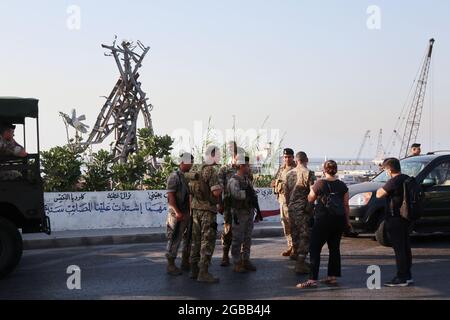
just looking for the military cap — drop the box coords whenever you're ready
[283,148,294,156]
[0,123,16,130]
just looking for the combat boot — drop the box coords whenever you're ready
[220,248,230,267]
[181,254,190,271]
[233,261,248,273]
[295,255,310,275]
[166,257,182,276]
[190,263,199,279]
[281,247,292,257]
[242,259,257,272]
[197,265,220,283]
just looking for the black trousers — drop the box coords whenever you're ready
[385,216,412,280]
[309,215,345,280]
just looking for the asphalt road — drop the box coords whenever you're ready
[1,235,450,300]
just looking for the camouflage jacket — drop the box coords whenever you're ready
[166,170,190,215]
[227,174,253,211]
[272,164,296,203]
[285,165,316,210]
[218,164,238,198]
[219,164,254,198]
[0,136,24,157]
[190,164,222,212]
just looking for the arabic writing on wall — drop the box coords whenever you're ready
[44,189,279,231]
[46,191,168,216]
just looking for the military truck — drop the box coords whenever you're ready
[0,97,51,279]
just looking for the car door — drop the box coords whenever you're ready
[418,159,450,231]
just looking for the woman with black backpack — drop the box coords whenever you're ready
[296,160,351,289]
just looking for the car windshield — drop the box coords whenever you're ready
[372,157,431,183]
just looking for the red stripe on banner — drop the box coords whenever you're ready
[261,210,280,218]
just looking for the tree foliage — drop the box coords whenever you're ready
[83,150,114,191]
[41,130,176,192]
[41,146,83,192]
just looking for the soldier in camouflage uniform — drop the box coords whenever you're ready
[165,153,194,276]
[218,144,239,267]
[285,152,316,274]
[0,123,28,180]
[218,145,254,267]
[228,154,257,273]
[271,148,296,257]
[189,146,223,283]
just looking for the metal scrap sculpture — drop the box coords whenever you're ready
[62,37,154,163]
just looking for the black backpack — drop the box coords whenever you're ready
[399,177,424,221]
[319,181,346,217]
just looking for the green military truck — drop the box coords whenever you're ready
[0,97,51,279]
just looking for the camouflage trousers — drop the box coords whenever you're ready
[288,205,312,257]
[231,209,254,264]
[191,209,218,267]
[165,212,192,260]
[221,208,233,252]
[280,202,293,249]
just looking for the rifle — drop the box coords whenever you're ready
[245,185,263,223]
[184,210,193,255]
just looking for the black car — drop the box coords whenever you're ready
[348,153,450,246]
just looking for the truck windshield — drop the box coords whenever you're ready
[372,157,431,183]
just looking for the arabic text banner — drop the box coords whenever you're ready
[45,189,280,231]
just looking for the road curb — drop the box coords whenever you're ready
[23,227,283,250]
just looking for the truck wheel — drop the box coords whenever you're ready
[375,220,391,247]
[0,217,23,279]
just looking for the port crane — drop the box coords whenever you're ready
[373,129,385,165]
[398,38,435,158]
[354,130,371,167]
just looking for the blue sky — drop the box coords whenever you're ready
[1,0,449,158]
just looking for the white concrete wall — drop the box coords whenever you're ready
[45,189,280,231]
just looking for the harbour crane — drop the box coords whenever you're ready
[373,129,385,165]
[399,38,435,158]
[354,130,371,167]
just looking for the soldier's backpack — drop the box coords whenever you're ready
[398,177,424,221]
[188,164,215,202]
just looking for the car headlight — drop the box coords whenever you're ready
[349,192,373,206]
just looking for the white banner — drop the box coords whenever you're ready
[45,189,280,231]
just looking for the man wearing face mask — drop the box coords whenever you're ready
[376,158,413,287]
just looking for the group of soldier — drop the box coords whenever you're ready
[165,143,317,283]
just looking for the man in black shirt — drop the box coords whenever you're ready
[376,158,413,287]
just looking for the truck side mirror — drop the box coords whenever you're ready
[422,178,436,188]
